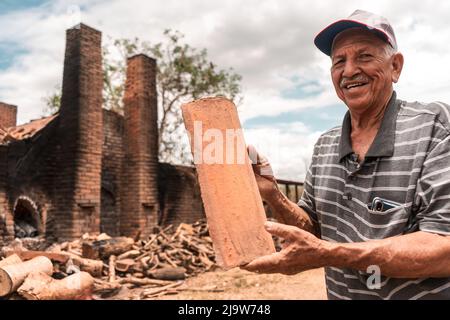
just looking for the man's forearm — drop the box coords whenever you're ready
[265,190,318,236]
[324,231,450,278]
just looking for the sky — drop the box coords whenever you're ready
[0,0,449,181]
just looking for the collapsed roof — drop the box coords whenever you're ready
[0,114,57,145]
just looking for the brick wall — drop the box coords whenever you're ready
[0,146,9,244]
[121,54,159,238]
[0,23,247,243]
[101,109,123,236]
[0,103,17,128]
[4,117,59,241]
[55,24,103,241]
[158,163,205,227]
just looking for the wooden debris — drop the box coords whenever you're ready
[1,219,220,300]
[0,254,22,268]
[117,250,141,261]
[8,250,69,264]
[5,250,103,277]
[0,256,53,297]
[69,255,103,277]
[115,259,135,273]
[93,278,122,298]
[82,237,134,260]
[117,276,174,287]
[140,281,184,299]
[108,255,116,283]
[18,271,94,300]
[148,267,186,281]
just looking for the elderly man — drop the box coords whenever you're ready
[244,10,450,300]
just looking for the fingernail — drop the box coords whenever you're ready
[264,222,273,230]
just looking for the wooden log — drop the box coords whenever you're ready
[198,252,215,270]
[148,255,160,271]
[0,256,53,297]
[140,281,184,298]
[0,254,22,268]
[132,272,145,278]
[82,237,135,260]
[140,256,152,268]
[143,234,158,250]
[117,276,174,287]
[9,250,103,277]
[96,233,111,241]
[7,250,69,264]
[108,255,116,283]
[182,98,275,269]
[115,258,135,273]
[93,278,122,297]
[117,249,141,261]
[69,255,104,277]
[159,252,178,268]
[148,267,186,280]
[17,271,94,300]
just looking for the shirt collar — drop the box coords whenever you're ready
[338,91,400,162]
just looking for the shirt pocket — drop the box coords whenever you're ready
[335,204,411,242]
[364,205,412,239]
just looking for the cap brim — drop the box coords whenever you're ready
[314,19,389,56]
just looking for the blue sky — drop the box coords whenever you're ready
[0,0,56,74]
[0,43,27,70]
[1,0,450,181]
[0,1,47,69]
[0,0,47,13]
[244,104,346,133]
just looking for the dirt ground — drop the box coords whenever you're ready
[112,267,327,300]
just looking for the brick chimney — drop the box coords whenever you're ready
[52,24,103,240]
[121,54,159,238]
[0,146,9,244]
[0,103,17,128]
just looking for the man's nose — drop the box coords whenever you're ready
[342,60,360,78]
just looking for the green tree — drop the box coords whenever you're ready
[44,29,242,164]
[42,85,61,115]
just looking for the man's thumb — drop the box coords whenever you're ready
[247,144,258,164]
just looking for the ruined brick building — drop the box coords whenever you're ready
[0,24,205,244]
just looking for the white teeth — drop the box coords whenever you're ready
[346,83,365,89]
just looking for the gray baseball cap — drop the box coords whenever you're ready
[314,9,398,56]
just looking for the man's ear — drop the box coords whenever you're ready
[391,52,404,83]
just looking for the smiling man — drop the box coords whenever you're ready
[244,10,450,299]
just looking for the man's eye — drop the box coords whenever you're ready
[333,59,344,66]
[360,54,372,59]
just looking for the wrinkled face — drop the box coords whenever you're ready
[330,29,403,112]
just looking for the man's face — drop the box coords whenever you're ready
[330,29,403,112]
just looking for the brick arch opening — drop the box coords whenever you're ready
[13,196,43,238]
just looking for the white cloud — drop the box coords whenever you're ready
[1,0,450,180]
[244,122,322,181]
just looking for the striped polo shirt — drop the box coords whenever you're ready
[299,91,450,300]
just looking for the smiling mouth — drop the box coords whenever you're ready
[343,82,368,90]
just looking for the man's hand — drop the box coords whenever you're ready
[241,221,330,275]
[247,145,280,202]
[247,145,319,234]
